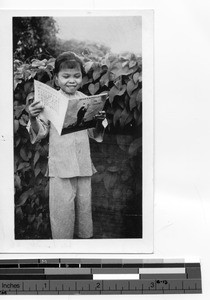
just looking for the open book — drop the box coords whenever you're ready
[34,80,107,135]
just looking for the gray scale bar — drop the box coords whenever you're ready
[0,260,21,264]
[185,263,200,267]
[60,264,79,268]
[186,267,201,279]
[122,259,144,264]
[80,259,102,264]
[60,259,80,264]
[39,259,59,264]
[18,260,39,264]
[141,273,186,279]
[44,268,91,275]
[0,269,44,274]
[101,259,121,264]
[92,268,139,274]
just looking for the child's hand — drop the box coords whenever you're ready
[94,111,106,121]
[28,100,44,119]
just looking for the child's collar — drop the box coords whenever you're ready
[59,89,79,98]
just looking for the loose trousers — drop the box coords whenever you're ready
[49,176,93,239]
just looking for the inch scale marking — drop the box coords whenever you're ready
[0,259,202,295]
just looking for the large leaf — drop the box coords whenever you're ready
[15,207,23,220]
[113,108,122,126]
[34,163,41,177]
[88,82,100,95]
[31,59,46,68]
[116,97,125,109]
[19,114,29,126]
[134,108,142,126]
[93,67,101,81]
[40,161,48,176]
[35,213,43,230]
[129,88,141,111]
[17,162,30,171]
[128,138,142,156]
[81,76,92,87]
[14,105,25,118]
[34,151,40,166]
[136,89,142,108]
[14,74,23,90]
[100,72,109,86]
[14,120,19,133]
[127,79,138,96]
[14,174,21,190]
[20,147,29,161]
[114,77,122,90]
[119,108,132,127]
[118,85,127,96]
[111,64,138,79]
[14,136,21,147]
[129,60,137,68]
[109,85,119,103]
[133,72,140,84]
[84,61,94,73]
[16,188,33,207]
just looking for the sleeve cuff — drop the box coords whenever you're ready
[26,118,49,144]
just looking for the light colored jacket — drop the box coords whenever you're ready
[27,90,102,178]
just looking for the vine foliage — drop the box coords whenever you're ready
[14,52,142,238]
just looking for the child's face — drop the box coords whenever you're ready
[56,66,82,95]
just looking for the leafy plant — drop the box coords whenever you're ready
[14,52,142,239]
[13,17,59,61]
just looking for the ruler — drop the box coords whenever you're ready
[0,259,202,295]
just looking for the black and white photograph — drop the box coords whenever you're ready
[0,10,153,253]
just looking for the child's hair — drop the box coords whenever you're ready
[54,51,85,76]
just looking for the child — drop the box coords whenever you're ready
[27,51,106,239]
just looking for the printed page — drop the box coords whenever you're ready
[34,80,68,135]
[62,93,107,134]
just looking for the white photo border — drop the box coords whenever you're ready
[0,9,154,253]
